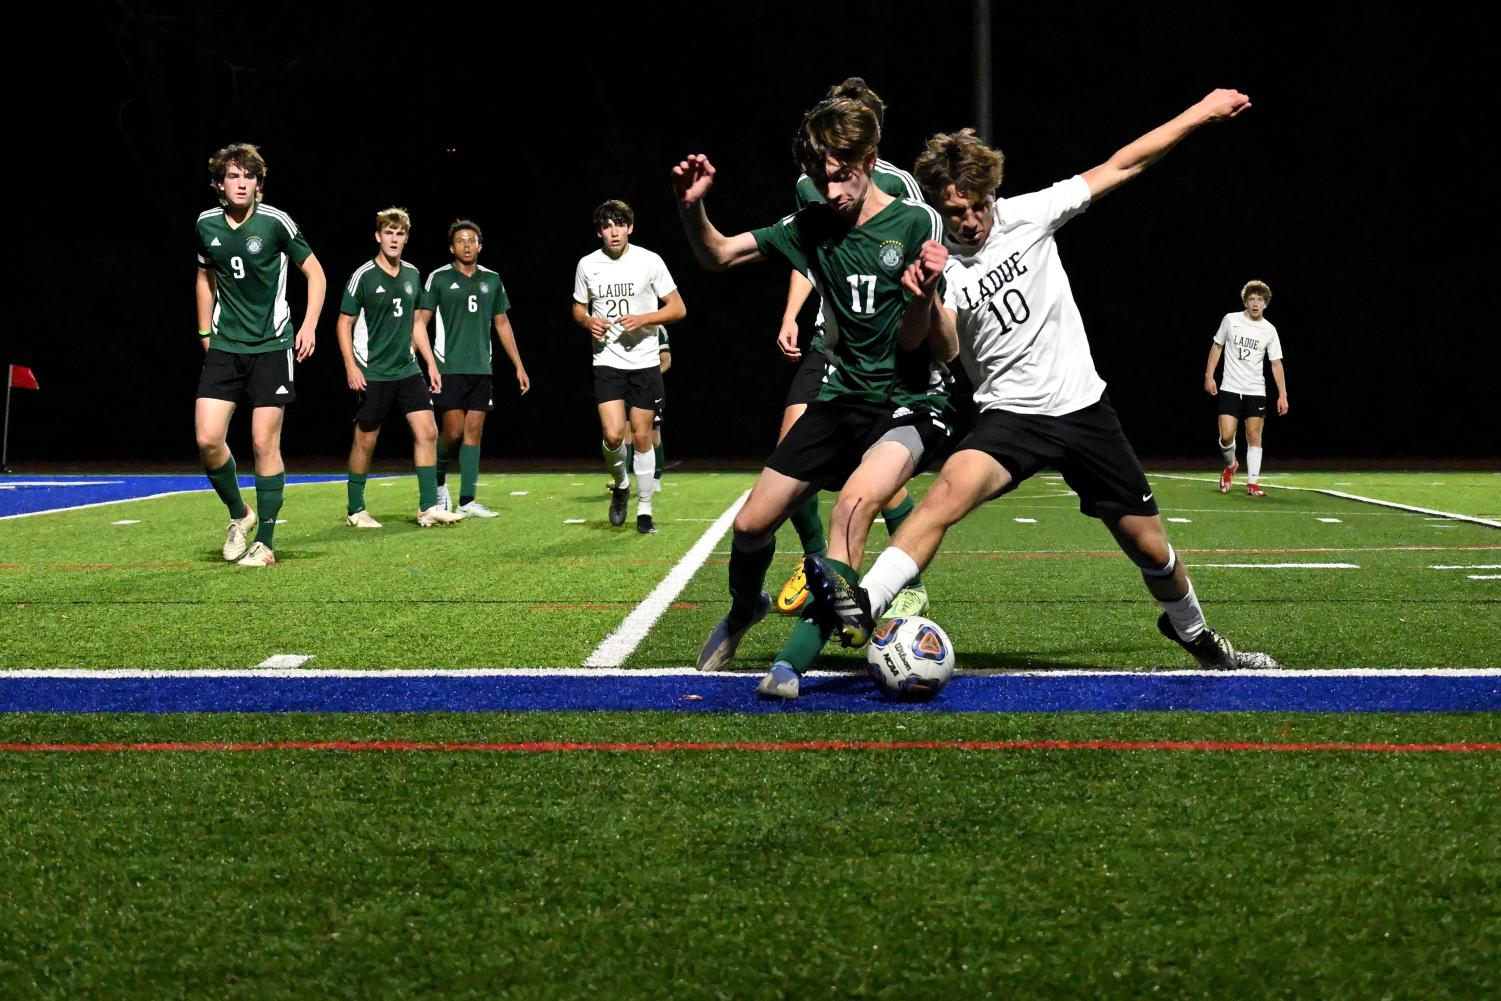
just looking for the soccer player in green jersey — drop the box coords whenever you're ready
[673,97,955,699]
[772,78,929,620]
[194,143,326,567]
[413,220,530,519]
[337,208,463,529]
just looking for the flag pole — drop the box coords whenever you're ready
[2,364,13,473]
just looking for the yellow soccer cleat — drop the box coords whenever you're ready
[775,561,811,615]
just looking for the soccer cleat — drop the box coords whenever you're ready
[1246,483,1267,497]
[1156,613,1237,670]
[236,541,276,567]
[775,561,810,615]
[458,500,499,518]
[1219,459,1238,493]
[757,662,801,700]
[696,592,771,672]
[804,554,875,647]
[346,509,383,529]
[637,514,657,535]
[221,506,257,562]
[417,504,464,527]
[435,483,451,512]
[608,486,630,526]
[883,583,930,620]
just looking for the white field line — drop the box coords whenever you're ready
[1430,564,1501,570]
[582,490,750,668]
[1470,575,1501,580]
[1151,473,1501,529]
[4,667,1500,680]
[1187,562,1359,569]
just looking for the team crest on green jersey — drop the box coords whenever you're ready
[245,235,264,255]
[479,282,490,294]
[877,241,905,277]
[404,281,414,295]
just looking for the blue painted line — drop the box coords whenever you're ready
[0,673,1497,713]
[0,474,355,518]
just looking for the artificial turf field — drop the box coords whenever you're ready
[2,470,1498,998]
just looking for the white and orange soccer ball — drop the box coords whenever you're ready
[865,616,955,701]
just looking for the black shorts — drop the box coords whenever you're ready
[197,347,296,407]
[766,398,953,489]
[354,374,433,432]
[594,365,664,412]
[956,394,1158,520]
[433,373,493,413]
[784,350,832,408]
[653,394,665,428]
[1216,391,1268,421]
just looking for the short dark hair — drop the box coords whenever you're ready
[913,128,1005,202]
[593,200,634,230]
[448,219,483,244]
[826,77,885,135]
[793,98,880,178]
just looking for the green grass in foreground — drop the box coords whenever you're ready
[3,471,1498,669]
[2,712,1499,1000]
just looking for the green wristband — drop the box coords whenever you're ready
[197,329,210,338]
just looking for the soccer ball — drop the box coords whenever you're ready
[865,616,955,701]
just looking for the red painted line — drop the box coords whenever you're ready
[2,740,1500,754]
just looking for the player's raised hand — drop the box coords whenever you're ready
[295,322,317,362]
[672,154,716,206]
[1198,88,1251,122]
[776,318,801,360]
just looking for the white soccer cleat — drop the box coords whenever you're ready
[757,662,801,700]
[417,504,464,527]
[236,541,276,567]
[221,506,257,562]
[435,483,451,512]
[346,509,383,529]
[457,500,499,519]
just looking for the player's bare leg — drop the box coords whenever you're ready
[196,397,256,560]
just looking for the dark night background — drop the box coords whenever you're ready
[5,3,1496,468]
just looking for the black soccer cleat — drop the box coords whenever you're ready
[637,514,657,535]
[1157,613,1238,670]
[608,486,630,526]
[804,554,875,647]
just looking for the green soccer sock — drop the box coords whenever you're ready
[881,495,922,588]
[459,444,481,505]
[790,494,826,557]
[654,443,664,482]
[207,458,248,520]
[826,556,860,589]
[773,614,837,673]
[416,465,438,511]
[253,473,285,549]
[435,441,453,486]
[728,538,776,625]
[347,473,368,516]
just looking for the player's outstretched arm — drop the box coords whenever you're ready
[1204,342,1223,395]
[493,314,530,395]
[195,267,216,352]
[672,154,762,271]
[335,313,365,392]
[296,253,327,361]
[1081,89,1251,202]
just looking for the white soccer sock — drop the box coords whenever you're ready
[1159,581,1207,642]
[602,439,629,489]
[1219,437,1237,467]
[1247,446,1263,483]
[862,547,921,617]
[633,449,656,515]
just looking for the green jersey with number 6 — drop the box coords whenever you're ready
[339,260,422,381]
[753,197,950,414]
[195,204,314,354]
[418,264,511,375]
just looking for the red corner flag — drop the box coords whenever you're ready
[9,365,38,390]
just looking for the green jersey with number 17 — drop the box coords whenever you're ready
[753,197,950,415]
[418,264,511,375]
[195,203,314,354]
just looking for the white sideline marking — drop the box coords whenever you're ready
[1470,575,1501,580]
[583,490,751,668]
[1167,517,1192,523]
[510,491,528,495]
[256,654,314,668]
[1317,518,1342,523]
[1430,564,1501,570]
[563,518,586,525]
[1013,517,1038,523]
[112,520,140,526]
[1,480,124,487]
[5,667,1499,680]
[1187,562,1359,569]
[1152,473,1501,529]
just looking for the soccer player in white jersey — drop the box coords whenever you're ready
[1205,281,1287,496]
[572,200,687,534]
[807,89,1264,671]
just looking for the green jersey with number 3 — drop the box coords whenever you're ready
[195,203,314,354]
[339,260,422,381]
[418,264,510,375]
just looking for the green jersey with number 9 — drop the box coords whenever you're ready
[195,203,314,354]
